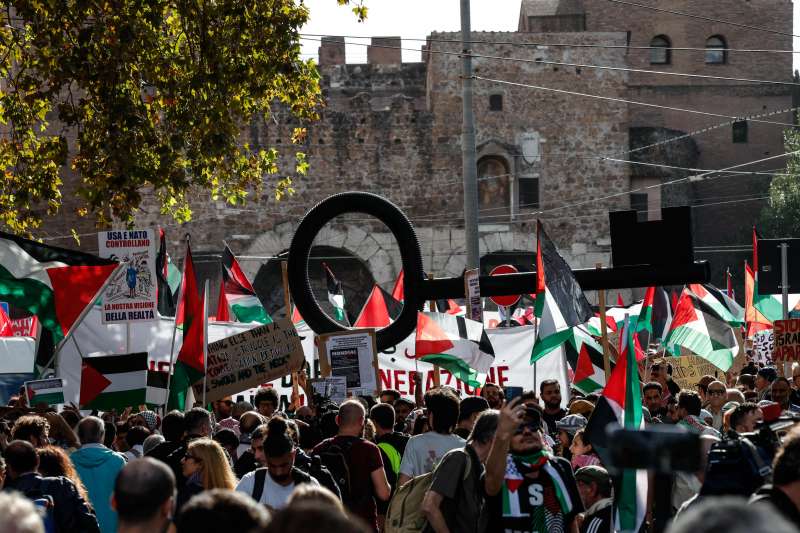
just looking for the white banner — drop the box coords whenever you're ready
[57,309,571,411]
[98,229,157,323]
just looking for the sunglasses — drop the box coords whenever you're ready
[514,422,541,435]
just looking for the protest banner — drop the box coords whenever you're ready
[98,229,157,323]
[317,328,380,396]
[669,355,722,390]
[194,318,305,404]
[24,378,64,406]
[774,319,800,361]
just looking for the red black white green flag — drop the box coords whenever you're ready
[531,221,593,362]
[0,231,118,348]
[414,312,494,387]
[155,228,176,317]
[168,243,206,410]
[354,284,402,328]
[220,244,271,324]
[323,263,348,324]
[565,327,608,394]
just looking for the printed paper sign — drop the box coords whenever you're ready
[319,329,380,396]
[464,269,482,322]
[194,319,305,404]
[311,376,347,405]
[98,229,157,323]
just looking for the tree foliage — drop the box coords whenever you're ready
[759,129,800,238]
[0,0,365,235]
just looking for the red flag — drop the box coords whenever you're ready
[215,278,231,322]
[535,221,545,294]
[175,243,205,374]
[671,290,679,312]
[391,269,404,302]
[617,293,624,307]
[0,305,12,337]
[753,226,760,273]
[355,285,393,328]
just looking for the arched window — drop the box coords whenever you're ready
[650,35,671,65]
[477,156,511,216]
[705,36,726,64]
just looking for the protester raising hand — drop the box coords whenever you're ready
[485,397,526,497]
[497,397,527,439]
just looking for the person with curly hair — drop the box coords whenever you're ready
[37,445,92,506]
[11,415,50,448]
[178,438,237,511]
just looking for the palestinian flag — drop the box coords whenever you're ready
[25,378,64,406]
[0,231,118,347]
[391,269,404,302]
[80,353,148,410]
[156,228,176,317]
[636,287,654,334]
[436,299,462,315]
[531,221,592,362]
[652,287,673,342]
[0,305,12,337]
[744,261,771,337]
[414,312,494,387]
[220,244,271,324]
[606,301,642,332]
[146,370,169,407]
[168,244,207,411]
[664,288,740,371]
[323,263,348,324]
[354,284,402,328]
[565,327,607,394]
[688,284,744,327]
[585,317,647,533]
[215,278,231,322]
[291,305,305,326]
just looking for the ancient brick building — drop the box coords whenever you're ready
[48,0,796,318]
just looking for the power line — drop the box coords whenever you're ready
[301,33,800,55]
[603,0,800,39]
[535,59,799,87]
[473,76,797,127]
[300,36,798,88]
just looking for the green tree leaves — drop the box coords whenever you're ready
[760,130,800,238]
[0,0,362,234]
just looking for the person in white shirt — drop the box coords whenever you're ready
[398,388,464,486]
[236,417,318,510]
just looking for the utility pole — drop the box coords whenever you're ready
[460,0,480,270]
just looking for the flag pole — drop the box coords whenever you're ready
[428,273,441,388]
[597,263,612,382]
[282,260,300,403]
[163,234,189,413]
[202,279,209,408]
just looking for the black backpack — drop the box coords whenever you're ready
[317,438,357,504]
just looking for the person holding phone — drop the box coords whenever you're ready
[485,398,584,533]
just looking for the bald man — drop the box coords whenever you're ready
[312,401,390,531]
[113,458,176,533]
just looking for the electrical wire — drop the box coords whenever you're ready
[603,0,800,39]
[473,76,796,127]
[301,33,800,55]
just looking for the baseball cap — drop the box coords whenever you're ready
[556,414,587,435]
[574,465,612,494]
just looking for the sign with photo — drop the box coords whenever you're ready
[98,229,157,323]
[318,328,380,396]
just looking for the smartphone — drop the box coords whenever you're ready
[505,386,523,403]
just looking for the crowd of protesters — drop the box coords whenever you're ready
[0,355,799,533]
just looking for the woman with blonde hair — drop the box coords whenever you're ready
[177,438,237,510]
[37,445,92,506]
[287,484,345,515]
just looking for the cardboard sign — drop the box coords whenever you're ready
[774,319,800,361]
[98,229,157,323]
[669,355,721,390]
[194,319,305,403]
[24,378,64,406]
[318,328,380,396]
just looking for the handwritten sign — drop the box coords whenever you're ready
[193,319,305,403]
[774,319,800,361]
[670,355,721,390]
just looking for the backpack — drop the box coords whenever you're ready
[384,449,473,533]
[317,438,357,503]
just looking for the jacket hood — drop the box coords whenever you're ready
[71,445,124,468]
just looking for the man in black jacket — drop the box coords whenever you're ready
[160,408,212,487]
[750,426,800,528]
[3,440,99,533]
